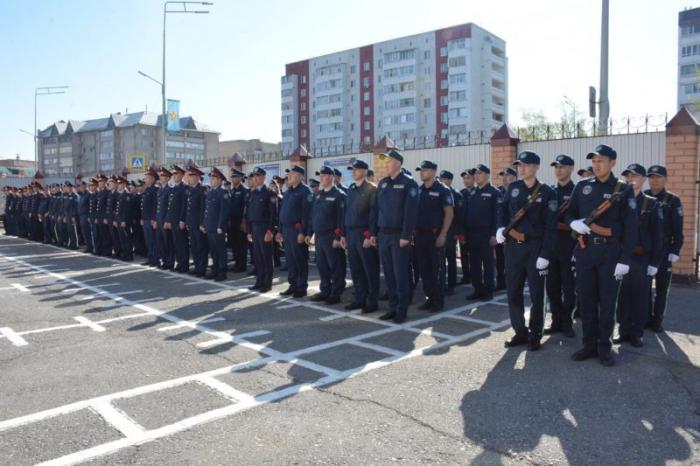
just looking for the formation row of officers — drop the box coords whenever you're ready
[2,143,684,366]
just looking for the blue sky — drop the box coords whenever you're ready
[0,0,693,160]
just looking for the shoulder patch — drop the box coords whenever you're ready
[511,188,519,198]
[628,197,637,210]
[409,187,418,198]
[582,185,593,195]
[678,206,683,217]
[548,199,558,212]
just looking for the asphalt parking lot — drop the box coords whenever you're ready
[0,235,698,465]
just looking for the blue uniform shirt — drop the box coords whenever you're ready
[344,180,376,234]
[310,186,346,239]
[644,188,684,256]
[563,174,638,265]
[465,182,502,236]
[416,180,454,231]
[203,186,230,231]
[498,179,558,260]
[371,171,420,241]
[279,183,312,235]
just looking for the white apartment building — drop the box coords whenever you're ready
[678,7,700,120]
[281,22,507,154]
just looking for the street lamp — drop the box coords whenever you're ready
[35,86,69,171]
[158,1,213,166]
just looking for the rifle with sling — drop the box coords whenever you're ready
[503,181,542,243]
[574,180,628,249]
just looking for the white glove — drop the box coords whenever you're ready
[614,263,630,280]
[496,227,506,244]
[647,265,658,277]
[570,219,591,235]
[536,257,549,270]
[668,253,680,263]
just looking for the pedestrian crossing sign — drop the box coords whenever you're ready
[128,154,146,172]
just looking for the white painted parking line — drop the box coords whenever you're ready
[196,376,255,403]
[11,283,30,292]
[74,316,107,332]
[275,302,299,310]
[0,327,28,346]
[349,340,404,357]
[90,401,145,439]
[157,317,226,332]
[319,310,361,321]
[195,330,271,349]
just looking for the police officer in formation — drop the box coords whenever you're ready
[1,147,687,369]
[370,149,419,324]
[277,165,312,298]
[644,165,684,333]
[544,154,577,338]
[565,145,637,366]
[464,164,501,301]
[341,160,380,313]
[414,161,454,313]
[308,166,346,304]
[246,167,278,292]
[496,151,557,351]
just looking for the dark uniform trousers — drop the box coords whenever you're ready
[648,255,672,326]
[157,225,174,267]
[187,227,207,274]
[117,223,133,260]
[617,254,649,339]
[90,221,99,254]
[505,239,546,338]
[315,231,344,298]
[80,215,91,252]
[416,230,446,307]
[379,232,412,319]
[459,240,471,282]
[251,224,273,288]
[346,228,379,307]
[445,235,458,289]
[133,223,145,256]
[143,224,157,264]
[495,244,506,289]
[468,228,495,296]
[98,222,111,256]
[172,226,189,271]
[282,225,308,292]
[573,241,621,354]
[229,219,247,271]
[546,237,577,330]
[110,223,121,258]
[207,230,227,275]
[66,220,79,250]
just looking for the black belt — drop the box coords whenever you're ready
[379,228,402,234]
[587,235,619,245]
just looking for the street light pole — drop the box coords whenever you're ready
[34,86,68,172]
[160,1,213,166]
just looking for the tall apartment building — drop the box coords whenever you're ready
[37,111,219,176]
[281,22,507,154]
[679,7,700,120]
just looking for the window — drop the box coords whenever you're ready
[449,90,467,101]
[448,38,466,50]
[449,107,468,118]
[449,124,467,134]
[300,116,307,124]
[363,61,370,71]
[363,106,370,116]
[440,112,448,124]
[423,50,431,59]
[282,129,292,137]
[384,49,415,63]
[300,102,307,110]
[300,89,307,97]
[281,89,294,97]
[316,79,341,91]
[362,77,370,88]
[383,65,415,78]
[440,79,448,89]
[424,98,431,108]
[681,64,697,75]
[301,129,307,138]
[364,91,370,101]
[449,56,466,67]
[440,95,448,106]
[440,46,447,57]
[440,63,448,73]
[449,73,467,84]
[315,94,342,105]
[350,65,356,73]
[364,121,371,130]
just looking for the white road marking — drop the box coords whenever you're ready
[73,316,106,332]
[195,330,271,349]
[90,401,145,439]
[195,376,254,403]
[349,340,404,357]
[319,310,361,321]
[0,327,28,346]
[11,283,29,292]
[157,317,225,332]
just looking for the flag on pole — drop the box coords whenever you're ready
[167,99,180,132]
